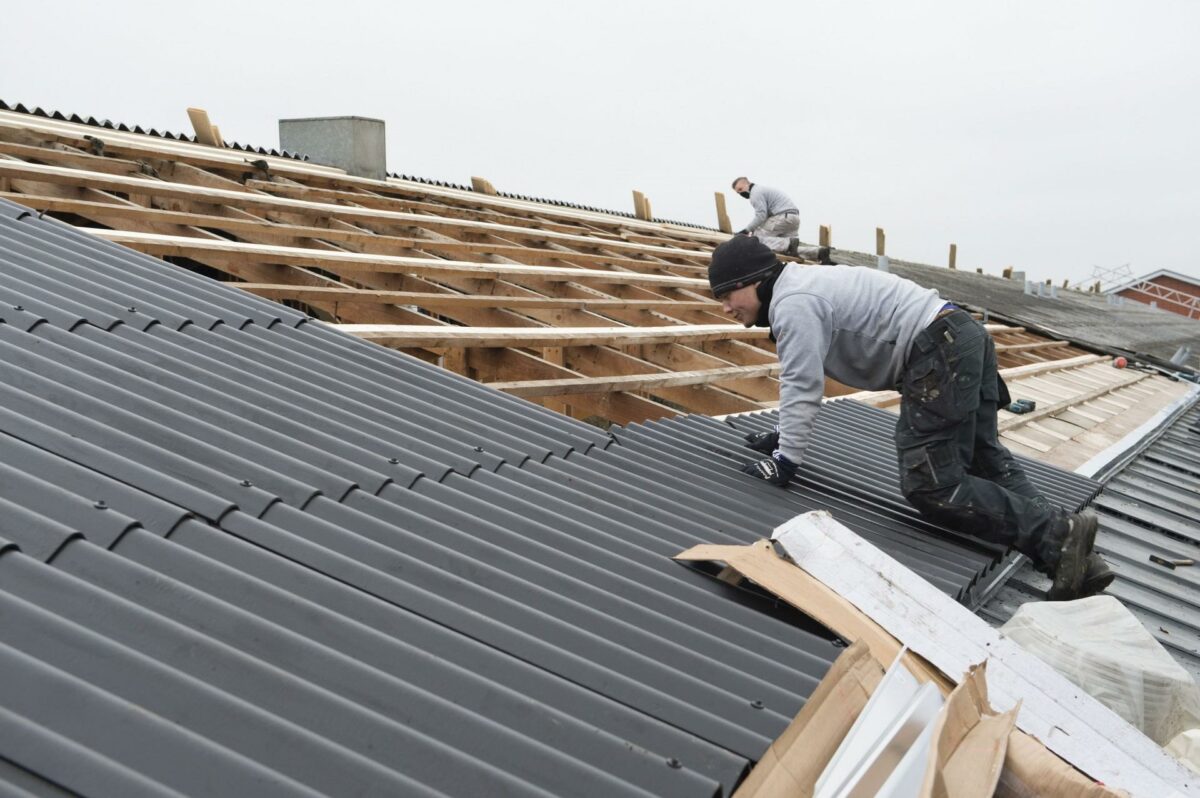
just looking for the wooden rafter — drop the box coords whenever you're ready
[0,110,1106,428]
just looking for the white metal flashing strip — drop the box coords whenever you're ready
[772,510,1199,798]
[1075,382,1200,479]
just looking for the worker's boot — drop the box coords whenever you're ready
[817,246,834,265]
[786,237,800,256]
[1046,509,1098,601]
[1078,551,1116,597]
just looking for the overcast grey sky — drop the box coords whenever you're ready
[5,1,1199,286]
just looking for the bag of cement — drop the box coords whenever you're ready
[1001,595,1200,745]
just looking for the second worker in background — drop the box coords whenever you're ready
[732,176,831,262]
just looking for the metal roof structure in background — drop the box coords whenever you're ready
[980,398,1200,682]
[833,252,1200,370]
[0,202,1104,796]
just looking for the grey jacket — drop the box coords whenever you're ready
[769,264,945,464]
[743,184,798,232]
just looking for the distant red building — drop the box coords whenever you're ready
[1109,269,1200,319]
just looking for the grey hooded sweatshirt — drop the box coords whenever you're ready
[769,264,945,464]
[744,184,799,232]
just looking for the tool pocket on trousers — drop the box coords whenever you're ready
[899,441,960,496]
[900,353,962,434]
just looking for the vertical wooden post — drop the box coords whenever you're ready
[1093,281,1102,292]
[819,225,831,248]
[976,268,983,274]
[1002,266,1014,280]
[441,347,467,376]
[1062,279,1070,289]
[632,190,651,221]
[875,228,886,256]
[948,243,957,270]
[542,347,574,417]
[714,192,732,233]
[471,176,497,195]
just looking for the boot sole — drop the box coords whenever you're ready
[1047,512,1098,601]
[1079,565,1116,598]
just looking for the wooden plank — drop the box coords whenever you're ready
[0,193,705,274]
[769,511,1195,797]
[818,225,831,248]
[0,108,729,240]
[632,190,650,221]
[834,355,1107,410]
[186,107,220,147]
[487,363,781,397]
[994,340,1071,353]
[875,227,885,256]
[335,323,767,349]
[998,372,1152,432]
[948,243,957,270]
[234,284,716,311]
[470,176,496,195]
[714,192,732,234]
[0,160,713,261]
[84,229,710,289]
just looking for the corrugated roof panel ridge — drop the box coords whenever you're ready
[599,401,1100,607]
[0,204,844,796]
[0,214,1114,796]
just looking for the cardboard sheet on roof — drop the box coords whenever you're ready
[674,512,1190,797]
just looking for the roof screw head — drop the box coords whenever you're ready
[750,699,764,710]
[473,446,484,453]
[128,306,137,313]
[387,457,400,464]
[239,479,253,487]
[93,500,108,510]
[666,757,682,770]
[13,305,23,312]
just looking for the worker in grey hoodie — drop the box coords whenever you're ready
[731,177,830,262]
[708,235,1113,601]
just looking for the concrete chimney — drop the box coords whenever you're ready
[279,116,386,180]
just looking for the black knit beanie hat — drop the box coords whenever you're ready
[708,236,781,297]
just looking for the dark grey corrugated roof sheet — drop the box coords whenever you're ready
[980,399,1200,681]
[0,197,1102,796]
[638,402,1101,606]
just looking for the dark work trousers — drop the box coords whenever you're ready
[893,310,1064,568]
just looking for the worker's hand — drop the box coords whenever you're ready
[740,452,797,487]
[737,229,750,236]
[744,427,780,455]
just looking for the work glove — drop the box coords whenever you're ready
[740,451,798,487]
[744,427,780,456]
